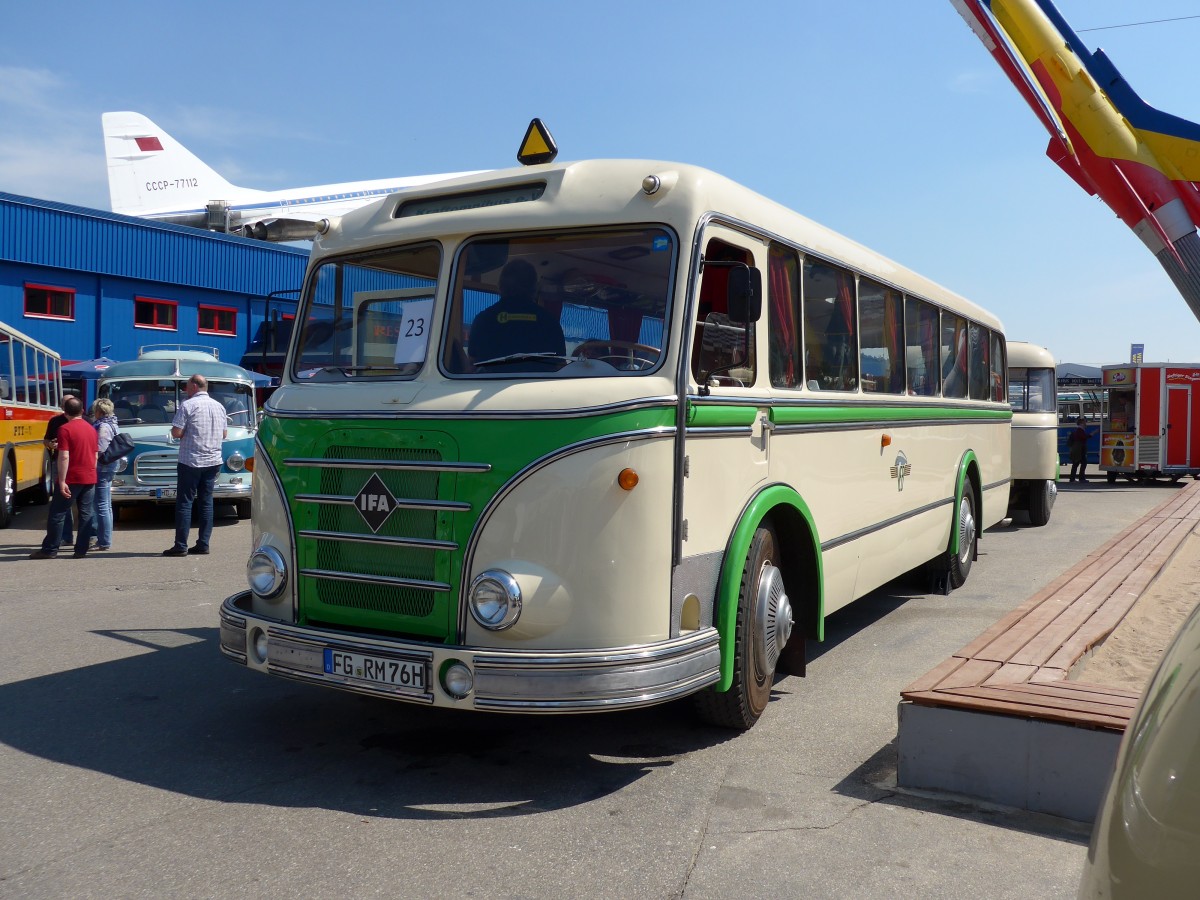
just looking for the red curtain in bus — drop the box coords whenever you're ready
[769,248,797,386]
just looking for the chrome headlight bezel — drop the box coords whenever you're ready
[246,544,287,599]
[113,456,130,473]
[468,569,522,631]
[226,451,246,472]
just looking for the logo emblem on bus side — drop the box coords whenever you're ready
[354,472,397,533]
[890,452,912,492]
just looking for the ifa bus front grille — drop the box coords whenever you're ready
[134,451,179,486]
[286,442,487,638]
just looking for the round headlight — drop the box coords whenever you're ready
[442,661,474,699]
[114,456,129,473]
[468,569,521,630]
[247,545,287,599]
[226,451,246,472]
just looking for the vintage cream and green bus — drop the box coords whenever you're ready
[1006,341,1057,526]
[220,152,1011,729]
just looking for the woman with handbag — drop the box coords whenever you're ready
[92,398,120,550]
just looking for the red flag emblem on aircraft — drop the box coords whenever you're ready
[135,136,163,152]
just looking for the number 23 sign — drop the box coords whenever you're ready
[393,298,434,365]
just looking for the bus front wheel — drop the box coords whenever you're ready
[0,455,14,529]
[695,523,792,730]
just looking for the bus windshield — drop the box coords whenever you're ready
[105,379,255,426]
[443,227,675,377]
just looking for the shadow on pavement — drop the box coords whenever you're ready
[0,627,738,820]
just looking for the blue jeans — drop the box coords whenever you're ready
[49,458,73,545]
[94,471,114,548]
[42,482,95,554]
[174,463,220,550]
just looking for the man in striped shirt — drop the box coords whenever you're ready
[163,374,228,557]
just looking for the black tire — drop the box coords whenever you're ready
[235,500,252,520]
[1027,479,1054,527]
[695,523,792,730]
[1107,472,1118,484]
[112,504,122,524]
[945,488,977,589]
[30,453,51,505]
[0,455,13,528]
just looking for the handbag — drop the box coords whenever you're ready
[99,431,135,464]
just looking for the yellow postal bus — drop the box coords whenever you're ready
[0,321,61,527]
[221,141,1011,729]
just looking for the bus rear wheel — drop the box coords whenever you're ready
[1027,479,1055,527]
[928,488,976,593]
[695,523,793,730]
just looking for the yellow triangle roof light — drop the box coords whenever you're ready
[517,118,558,166]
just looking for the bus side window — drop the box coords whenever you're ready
[693,239,756,387]
[803,257,858,391]
[767,242,801,389]
[905,296,939,396]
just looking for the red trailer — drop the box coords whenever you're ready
[1101,363,1200,483]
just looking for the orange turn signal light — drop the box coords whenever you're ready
[244,456,255,473]
[881,434,892,449]
[617,468,639,491]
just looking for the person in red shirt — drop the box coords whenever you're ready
[29,395,98,559]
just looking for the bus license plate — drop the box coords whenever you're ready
[156,488,176,499]
[323,649,425,691]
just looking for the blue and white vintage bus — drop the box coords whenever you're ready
[98,346,257,520]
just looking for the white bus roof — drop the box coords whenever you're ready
[314,159,1004,332]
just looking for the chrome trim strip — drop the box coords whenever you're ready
[285,458,491,473]
[295,492,471,511]
[265,395,679,421]
[457,426,677,638]
[982,477,1012,492]
[298,529,458,551]
[300,568,452,592]
[684,426,753,437]
[821,497,954,552]
[1011,423,1059,432]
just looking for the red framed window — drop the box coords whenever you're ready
[134,296,178,331]
[24,283,75,320]
[198,304,237,336]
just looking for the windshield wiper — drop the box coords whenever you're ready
[311,365,408,376]
[472,352,573,369]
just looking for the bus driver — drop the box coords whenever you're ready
[468,259,566,368]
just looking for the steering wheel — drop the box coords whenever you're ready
[572,340,660,371]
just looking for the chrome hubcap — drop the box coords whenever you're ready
[754,563,792,677]
[958,496,976,565]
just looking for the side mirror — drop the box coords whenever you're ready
[727,265,763,324]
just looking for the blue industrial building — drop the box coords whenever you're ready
[0,192,307,366]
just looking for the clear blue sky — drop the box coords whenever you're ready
[4,0,1199,366]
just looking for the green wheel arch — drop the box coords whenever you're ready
[950,450,981,558]
[713,485,822,692]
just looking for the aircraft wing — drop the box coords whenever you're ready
[950,0,1200,321]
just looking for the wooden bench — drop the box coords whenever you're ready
[901,480,1200,732]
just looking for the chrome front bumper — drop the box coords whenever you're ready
[220,591,721,712]
[112,482,252,503]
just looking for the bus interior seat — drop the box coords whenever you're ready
[138,405,167,423]
[113,404,134,420]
